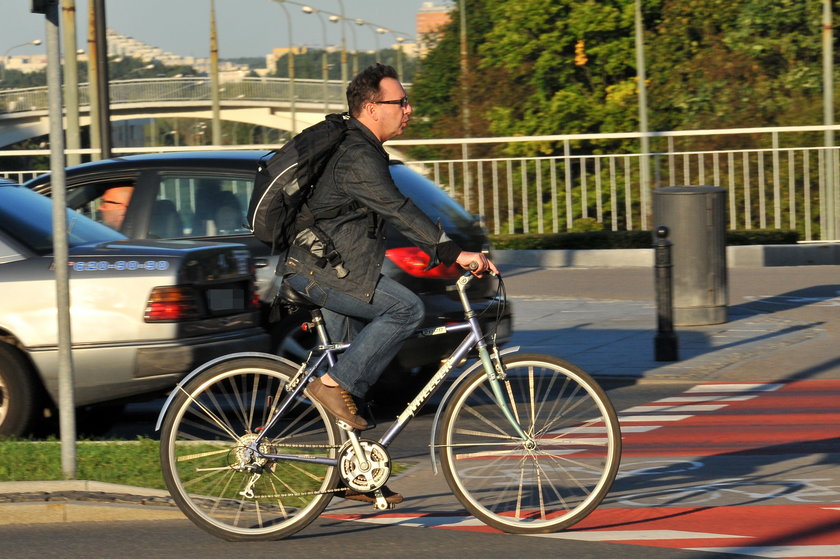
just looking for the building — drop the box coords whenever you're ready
[416,1,454,56]
[3,54,48,74]
[105,29,250,81]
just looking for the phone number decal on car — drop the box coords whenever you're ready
[68,260,171,272]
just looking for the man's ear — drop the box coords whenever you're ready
[363,101,379,121]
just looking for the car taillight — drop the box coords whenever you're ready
[248,278,261,310]
[386,247,462,279]
[144,287,201,322]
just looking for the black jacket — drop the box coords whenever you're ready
[282,117,460,302]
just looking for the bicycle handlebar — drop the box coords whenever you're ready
[467,260,498,278]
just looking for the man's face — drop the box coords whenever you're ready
[373,77,412,142]
[99,186,133,230]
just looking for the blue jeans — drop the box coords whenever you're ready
[284,273,424,397]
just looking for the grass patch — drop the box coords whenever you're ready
[0,437,167,490]
[0,437,409,491]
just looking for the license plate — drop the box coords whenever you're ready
[207,288,244,312]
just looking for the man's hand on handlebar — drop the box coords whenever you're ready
[455,251,499,278]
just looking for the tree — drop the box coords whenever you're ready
[647,0,825,134]
[410,0,834,146]
[408,0,657,157]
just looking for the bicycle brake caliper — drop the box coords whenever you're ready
[491,344,506,380]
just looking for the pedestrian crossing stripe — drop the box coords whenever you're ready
[687,545,840,557]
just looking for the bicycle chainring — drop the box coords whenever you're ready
[338,439,391,493]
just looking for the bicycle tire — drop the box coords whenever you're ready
[437,353,621,534]
[159,357,340,541]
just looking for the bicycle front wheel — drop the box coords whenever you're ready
[438,353,621,534]
[159,357,340,541]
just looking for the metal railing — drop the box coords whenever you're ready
[2,89,839,241]
[390,125,840,241]
[0,77,347,113]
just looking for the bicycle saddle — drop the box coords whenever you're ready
[278,280,320,311]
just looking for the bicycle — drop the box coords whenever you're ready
[156,268,622,541]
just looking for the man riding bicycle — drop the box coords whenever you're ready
[279,64,496,501]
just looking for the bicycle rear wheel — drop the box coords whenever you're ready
[159,357,340,541]
[438,353,621,534]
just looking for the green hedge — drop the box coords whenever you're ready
[489,229,800,250]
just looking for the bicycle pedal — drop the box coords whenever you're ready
[336,420,358,432]
[336,419,374,432]
[372,490,395,511]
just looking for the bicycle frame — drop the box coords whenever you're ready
[245,270,531,468]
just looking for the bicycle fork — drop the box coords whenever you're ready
[480,344,532,443]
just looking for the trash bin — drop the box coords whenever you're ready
[652,186,727,326]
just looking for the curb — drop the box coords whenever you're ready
[0,481,178,525]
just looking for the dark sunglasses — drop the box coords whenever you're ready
[373,96,410,108]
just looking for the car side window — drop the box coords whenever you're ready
[154,174,252,239]
[69,183,136,233]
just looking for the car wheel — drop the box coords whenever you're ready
[0,344,38,436]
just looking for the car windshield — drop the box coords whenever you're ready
[0,185,125,255]
[389,164,476,231]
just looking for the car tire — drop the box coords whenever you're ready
[0,344,38,436]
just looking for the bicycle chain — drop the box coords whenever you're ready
[250,487,345,499]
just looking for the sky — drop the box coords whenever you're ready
[2,0,450,59]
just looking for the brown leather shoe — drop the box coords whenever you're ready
[338,485,404,505]
[306,378,368,430]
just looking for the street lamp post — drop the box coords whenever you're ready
[395,36,406,78]
[635,0,650,228]
[1,39,42,82]
[375,28,387,63]
[302,5,329,113]
[329,15,348,85]
[210,0,222,145]
[823,0,836,239]
[62,0,81,166]
[347,17,359,75]
[275,0,297,133]
[333,0,347,85]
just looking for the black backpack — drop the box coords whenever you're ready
[247,113,350,253]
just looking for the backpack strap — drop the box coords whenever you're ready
[293,202,365,278]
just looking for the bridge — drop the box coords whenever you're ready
[0,77,347,146]
[3,76,840,241]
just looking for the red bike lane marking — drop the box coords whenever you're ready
[324,380,840,558]
[325,504,840,556]
[620,380,840,457]
[554,504,840,556]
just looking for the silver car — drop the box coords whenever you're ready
[0,181,270,436]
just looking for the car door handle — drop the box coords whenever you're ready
[254,257,269,268]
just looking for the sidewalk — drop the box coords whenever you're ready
[2,265,837,524]
[507,295,824,383]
